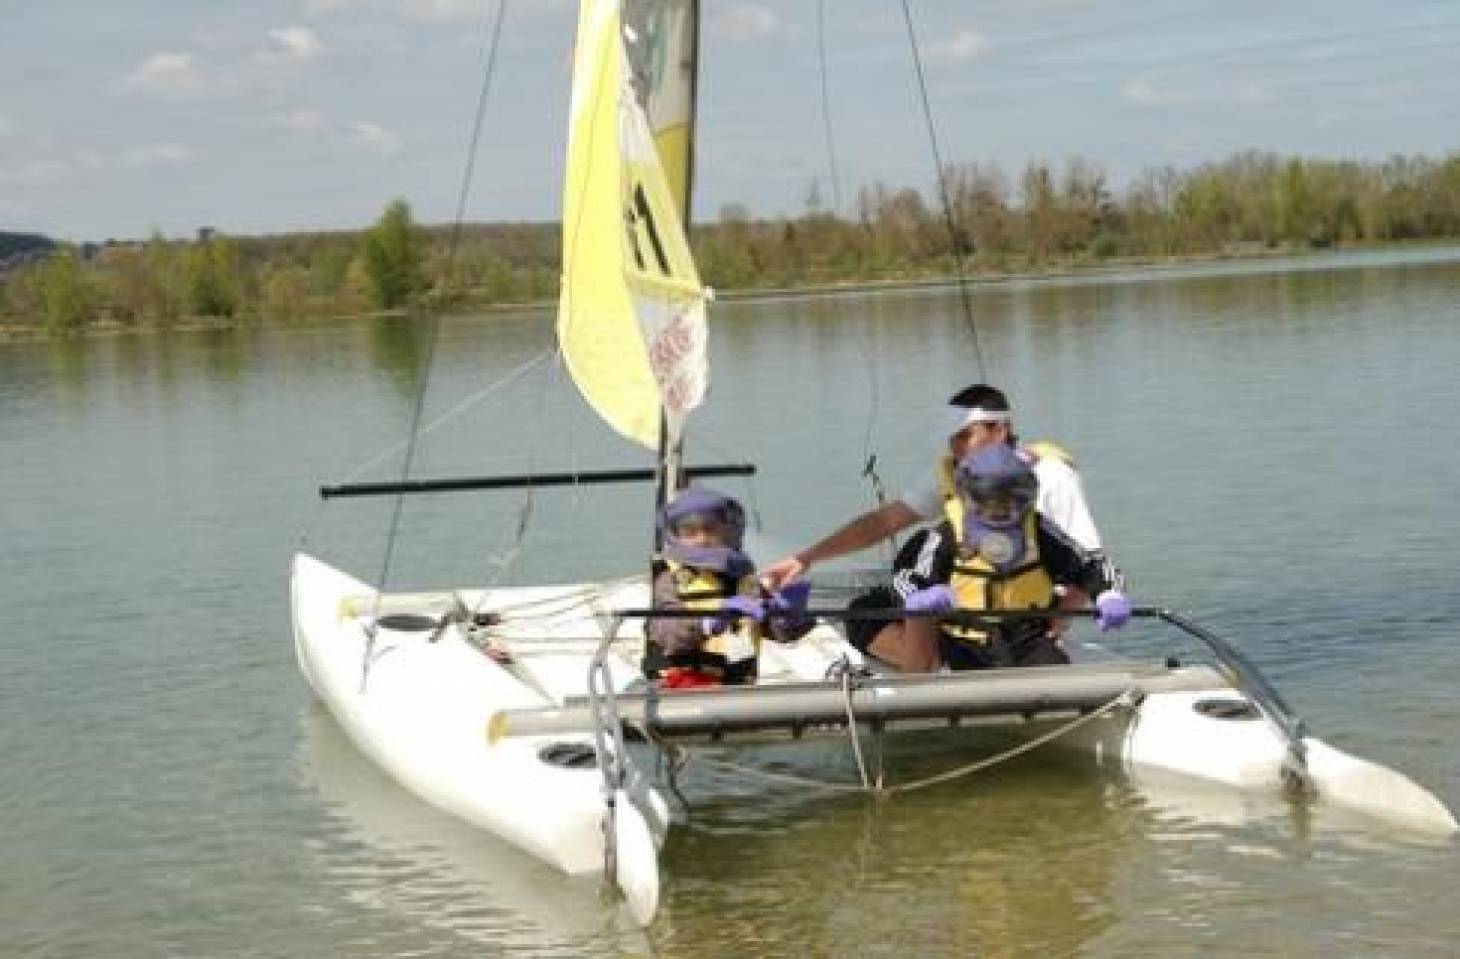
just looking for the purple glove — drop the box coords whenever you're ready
[702,595,766,634]
[768,581,811,615]
[1095,590,1132,631]
[903,584,955,614]
[767,581,813,631]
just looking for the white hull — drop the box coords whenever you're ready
[1122,691,1457,834]
[291,553,640,875]
[292,552,1456,886]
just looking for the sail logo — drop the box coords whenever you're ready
[645,306,703,416]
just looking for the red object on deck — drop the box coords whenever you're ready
[660,667,722,690]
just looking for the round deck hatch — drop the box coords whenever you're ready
[538,742,599,769]
[376,613,440,631]
[1194,697,1261,721]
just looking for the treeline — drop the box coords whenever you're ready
[696,150,1460,287]
[4,150,1460,334]
[0,199,559,334]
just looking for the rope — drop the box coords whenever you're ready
[364,324,443,689]
[897,0,989,382]
[841,665,875,791]
[361,0,512,689]
[664,689,1137,797]
[880,690,1137,794]
[814,0,843,214]
[680,751,870,794]
[336,349,555,488]
[444,0,510,286]
[811,0,888,537]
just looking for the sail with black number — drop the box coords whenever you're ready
[558,0,707,450]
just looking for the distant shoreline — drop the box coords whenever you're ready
[3,240,1457,344]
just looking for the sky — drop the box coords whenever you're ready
[3,0,1458,242]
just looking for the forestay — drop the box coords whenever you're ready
[558,0,707,451]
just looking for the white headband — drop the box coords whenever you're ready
[940,405,1011,439]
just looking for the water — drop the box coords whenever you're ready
[4,248,1459,957]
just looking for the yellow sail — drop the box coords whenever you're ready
[558,0,706,450]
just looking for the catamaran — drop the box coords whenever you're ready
[290,0,1456,926]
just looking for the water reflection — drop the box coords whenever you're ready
[45,334,93,400]
[365,314,433,396]
[196,326,246,382]
[652,754,1131,958]
[295,707,652,956]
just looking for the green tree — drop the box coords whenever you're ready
[259,264,315,320]
[186,237,242,317]
[1276,159,1314,243]
[41,248,93,333]
[361,198,426,309]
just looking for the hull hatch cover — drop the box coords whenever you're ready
[1194,697,1261,721]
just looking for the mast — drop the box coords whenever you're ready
[626,0,702,529]
[661,0,699,511]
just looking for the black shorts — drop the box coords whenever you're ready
[844,586,898,653]
[941,628,1070,670]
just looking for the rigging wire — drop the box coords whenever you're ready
[368,0,511,633]
[445,0,511,286]
[814,0,844,214]
[814,1,890,538]
[338,349,553,488]
[897,0,990,382]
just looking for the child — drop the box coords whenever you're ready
[854,444,1130,671]
[647,487,811,688]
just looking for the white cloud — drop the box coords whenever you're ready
[1121,76,1188,107]
[301,0,362,13]
[121,144,196,167]
[1292,41,1359,63]
[1234,81,1274,104]
[1122,74,1278,109]
[259,27,326,63]
[928,29,991,64]
[346,121,404,154]
[272,108,327,132]
[122,52,203,95]
[301,0,563,22]
[0,158,73,184]
[717,3,781,42]
[0,115,13,138]
[399,0,481,22]
[1358,81,1418,104]
[0,143,196,185]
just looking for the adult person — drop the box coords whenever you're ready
[760,383,1126,668]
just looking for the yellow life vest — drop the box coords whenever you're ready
[936,455,1055,644]
[1022,439,1075,470]
[665,560,764,663]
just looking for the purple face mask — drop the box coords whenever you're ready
[662,541,755,577]
[962,515,1029,572]
[955,446,1036,571]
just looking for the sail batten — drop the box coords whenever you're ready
[559,0,706,451]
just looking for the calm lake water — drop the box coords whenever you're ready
[4,247,1460,958]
